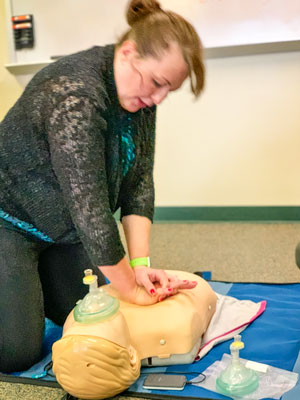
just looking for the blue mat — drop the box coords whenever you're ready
[1,280,299,400]
[126,281,300,400]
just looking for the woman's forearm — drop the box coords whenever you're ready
[121,214,151,260]
[99,256,136,301]
[99,215,151,303]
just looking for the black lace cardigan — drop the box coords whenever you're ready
[0,45,156,266]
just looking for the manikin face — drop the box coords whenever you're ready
[114,40,188,112]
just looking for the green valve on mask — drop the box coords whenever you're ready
[73,269,120,324]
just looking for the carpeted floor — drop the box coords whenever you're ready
[148,222,300,283]
[0,222,299,399]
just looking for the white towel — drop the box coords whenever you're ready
[197,293,266,359]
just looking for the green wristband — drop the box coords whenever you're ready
[130,257,151,268]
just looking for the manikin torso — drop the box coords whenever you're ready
[63,270,217,362]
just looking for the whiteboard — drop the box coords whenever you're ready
[7,0,300,65]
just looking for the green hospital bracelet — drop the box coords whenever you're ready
[130,257,151,268]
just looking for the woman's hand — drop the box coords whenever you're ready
[133,266,197,301]
[99,258,197,306]
[121,215,197,302]
[124,279,193,306]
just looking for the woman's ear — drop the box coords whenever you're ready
[119,40,138,62]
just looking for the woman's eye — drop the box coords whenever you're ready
[153,79,162,88]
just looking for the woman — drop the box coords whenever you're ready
[0,0,205,372]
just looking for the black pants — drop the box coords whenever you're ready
[0,227,106,373]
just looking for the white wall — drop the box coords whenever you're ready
[2,1,300,207]
[154,50,300,206]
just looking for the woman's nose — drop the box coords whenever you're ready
[151,86,169,105]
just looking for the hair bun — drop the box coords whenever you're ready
[126,0,162,26]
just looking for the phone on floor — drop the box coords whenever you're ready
[142,373,187,391]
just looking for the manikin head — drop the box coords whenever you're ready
[52,290,141,400]
[114,0,205,112]
[52,335,140,399]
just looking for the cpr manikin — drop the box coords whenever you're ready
[52,269,217,399]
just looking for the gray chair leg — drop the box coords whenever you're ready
[295,242,300,268]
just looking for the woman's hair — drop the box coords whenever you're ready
[117,0,205,97]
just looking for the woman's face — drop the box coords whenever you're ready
[114,40,188,112]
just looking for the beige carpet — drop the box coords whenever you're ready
[1,222,299,399]
[148,222,300,283]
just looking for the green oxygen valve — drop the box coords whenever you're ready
[73,269,120,324]
[216,335,259,397]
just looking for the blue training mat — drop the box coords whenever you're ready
[125,281,300,400]
[1,280,300,400]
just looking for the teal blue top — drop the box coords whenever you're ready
[121,115,136,177]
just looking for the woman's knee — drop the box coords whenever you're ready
[39,243,106,325]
